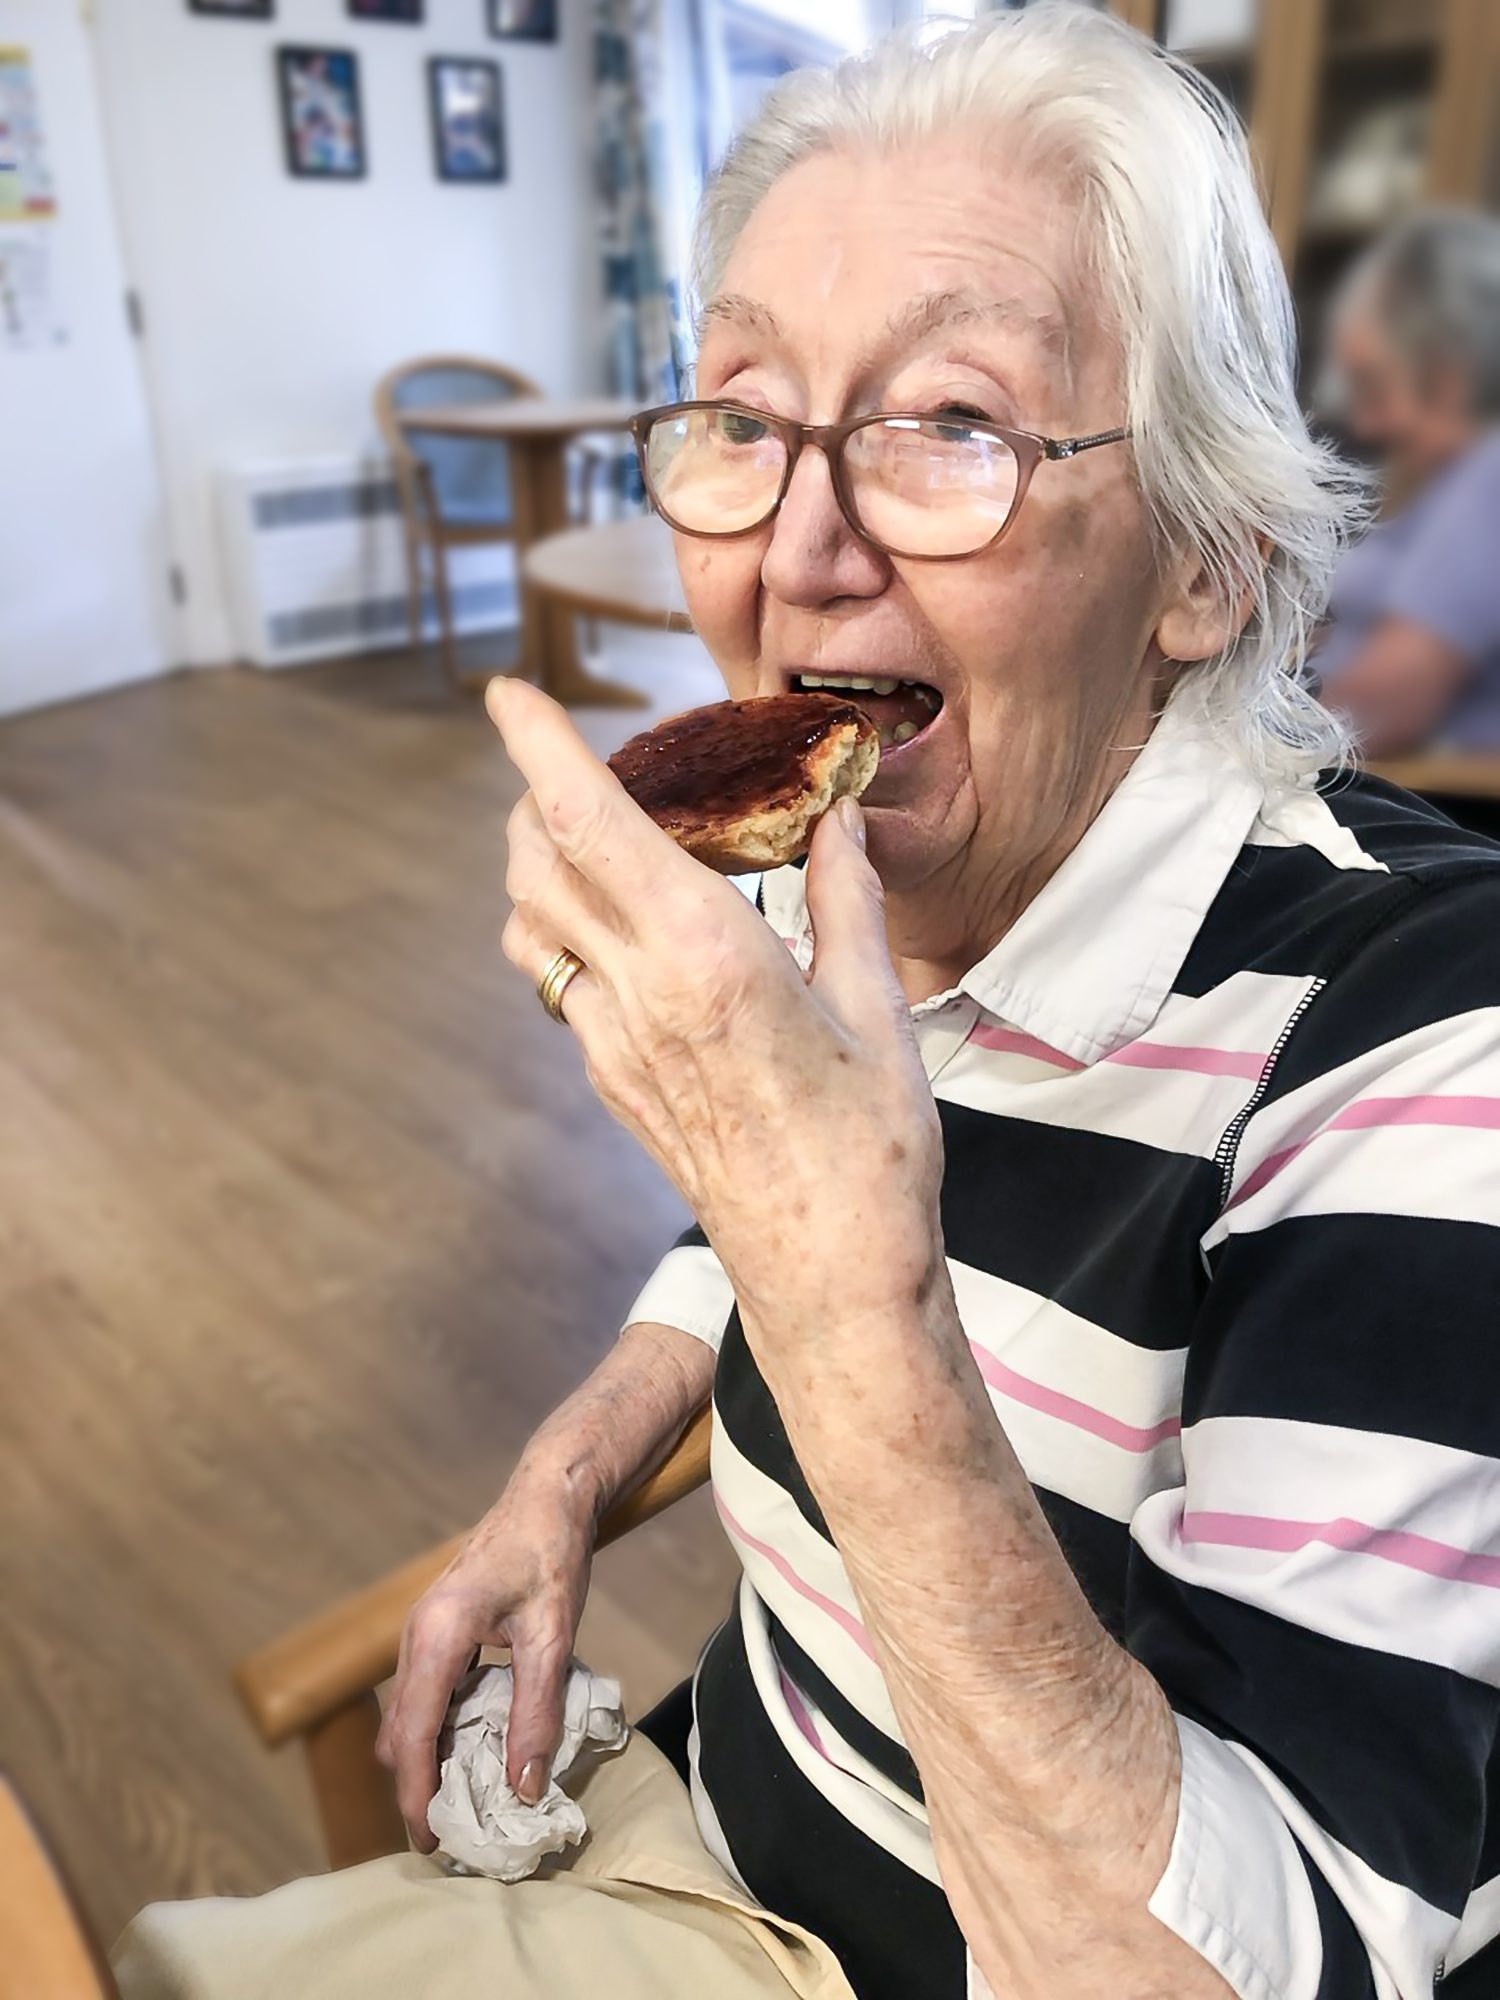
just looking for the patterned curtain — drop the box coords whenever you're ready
[593,0,690,407]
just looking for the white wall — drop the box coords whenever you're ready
[0,0,170,717]
[93,0,603,666]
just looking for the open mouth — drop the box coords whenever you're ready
[790,673,944,752]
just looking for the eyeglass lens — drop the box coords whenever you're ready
[644,407,1022,556]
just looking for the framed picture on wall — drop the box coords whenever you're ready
[488,0,557,43]
[277,48,366,180]
[189,1,275,18]
[347,0,424,20]
[429,58,506,184]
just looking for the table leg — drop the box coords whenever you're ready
[525,442,647,709]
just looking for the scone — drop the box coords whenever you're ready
[608,693,879,872]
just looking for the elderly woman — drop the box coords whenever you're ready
[117,8,1500,2000]
[1317,207,1500,755]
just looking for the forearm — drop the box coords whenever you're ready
[745,1277,1226,1999]
[516,1319,715,1529]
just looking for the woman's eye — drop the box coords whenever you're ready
[717,411,769,446]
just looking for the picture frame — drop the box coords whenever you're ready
[487,0,557,44]
[346,0,424,21]
[189,0,274,18]
[428,58,506,185]
[277,48,366,181]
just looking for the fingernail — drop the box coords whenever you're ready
[517,1757,547,1804]
[836,796,866,849]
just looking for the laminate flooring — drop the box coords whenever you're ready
[0,629,740,1947]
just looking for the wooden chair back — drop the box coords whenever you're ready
[374,354,538,530]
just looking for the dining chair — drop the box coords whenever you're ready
[233,1405,714,1869]
[374,356,540,691]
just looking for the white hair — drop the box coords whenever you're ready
[691,1,1365,777]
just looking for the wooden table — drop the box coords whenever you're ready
[1370,753,1500,803]
[398,394,645,706]
[523,516,690,643]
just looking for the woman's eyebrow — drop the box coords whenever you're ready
[698,285,1073,390]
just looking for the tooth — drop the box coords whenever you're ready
[800,674,825,688]
[844,677,874,690]
[870,678,897,696]
[892,721,919,744]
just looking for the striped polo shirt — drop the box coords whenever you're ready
[626,697,1500,2000]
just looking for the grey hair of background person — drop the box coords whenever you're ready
[691,0,1365,779]
[1340,207,1500,421]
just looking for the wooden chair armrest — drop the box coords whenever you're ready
[234,1405,713,1750]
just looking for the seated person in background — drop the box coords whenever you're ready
[1316,207,1500,756]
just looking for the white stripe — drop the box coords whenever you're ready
[784,1674,931,1822]
[623,1242,735,1350]
[1174,1722,1453,1998]
[737,1577,942,1884]
[1132,1414,1500,1686]
[949,1260,1185,1524]
[938,974,1316,1164]
[1450,1872,1500,1972]
[1206,1006,1500,1246]
[1247,785,1391,874]
[686,1661,752,1893]
[1150,1716,1328,2000]
[711,1416,902,1739]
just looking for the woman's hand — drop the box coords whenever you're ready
[377,1459,594,1850]
[488,677,945,1337]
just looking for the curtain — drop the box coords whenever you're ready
[593,0,691,406]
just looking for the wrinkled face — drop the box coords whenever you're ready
[1333,300,1472,485]
[677,139,1171,902]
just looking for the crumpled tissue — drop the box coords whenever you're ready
[426,1661,628,1882]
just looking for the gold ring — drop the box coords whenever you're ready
[537,948,586,1024]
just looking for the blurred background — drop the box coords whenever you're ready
[1,0,1497,1965]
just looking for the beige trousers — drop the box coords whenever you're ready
[112,1732,855,2000]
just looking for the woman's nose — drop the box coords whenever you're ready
[759,441,889,609]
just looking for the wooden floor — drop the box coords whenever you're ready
[0,629,739,1948]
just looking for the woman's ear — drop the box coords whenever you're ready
[1154,542,1262,664]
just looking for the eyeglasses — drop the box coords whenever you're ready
[629,400,1131,562]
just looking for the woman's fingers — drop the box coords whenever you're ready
[504,1609,574,1803]
[803,800,906,1034]
[380,1608,480,1850]
[487,677,690,905]
[505,791,628,976]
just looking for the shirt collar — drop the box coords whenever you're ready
[758,693,1270,1069]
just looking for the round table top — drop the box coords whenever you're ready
[523,516,691,632]
[396,394,641,441]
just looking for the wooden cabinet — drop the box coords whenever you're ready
[1107,0,1499,378]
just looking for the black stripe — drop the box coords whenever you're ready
[767,1614,922,1799]
[695,1606,966,2000]
[1448,1927,1500,1997]
[938,1100,1217,1352]
[1296,1833,1381,1999]
[1193,1213,1500,1458]
[1254,872,1500,1105]
[714,1308,831,1542]
[1319,770,1500,874]
[1174,839,1402,997]
[1036,1488,1132,1639]
[1128,1556,1496,1915]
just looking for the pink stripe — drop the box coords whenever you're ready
[1230,1093,1500,1208]
[1107,1043,1267,1081]
[778,1666,831,1760]
[968,1021,1085,1070]
[969,1343,1181,1454]
[1183,1509,1500,1592]
[714,1492,877,1660]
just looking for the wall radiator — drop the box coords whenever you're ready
[217,456,517,668]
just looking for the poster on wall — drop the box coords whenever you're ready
[429,59,506,183]
[489,1,557,44]
[348,0,424,20]
[0,47,58,222]
[277,47,366,180]
[0,231,64,349]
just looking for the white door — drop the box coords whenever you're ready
[0,0,169,720]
